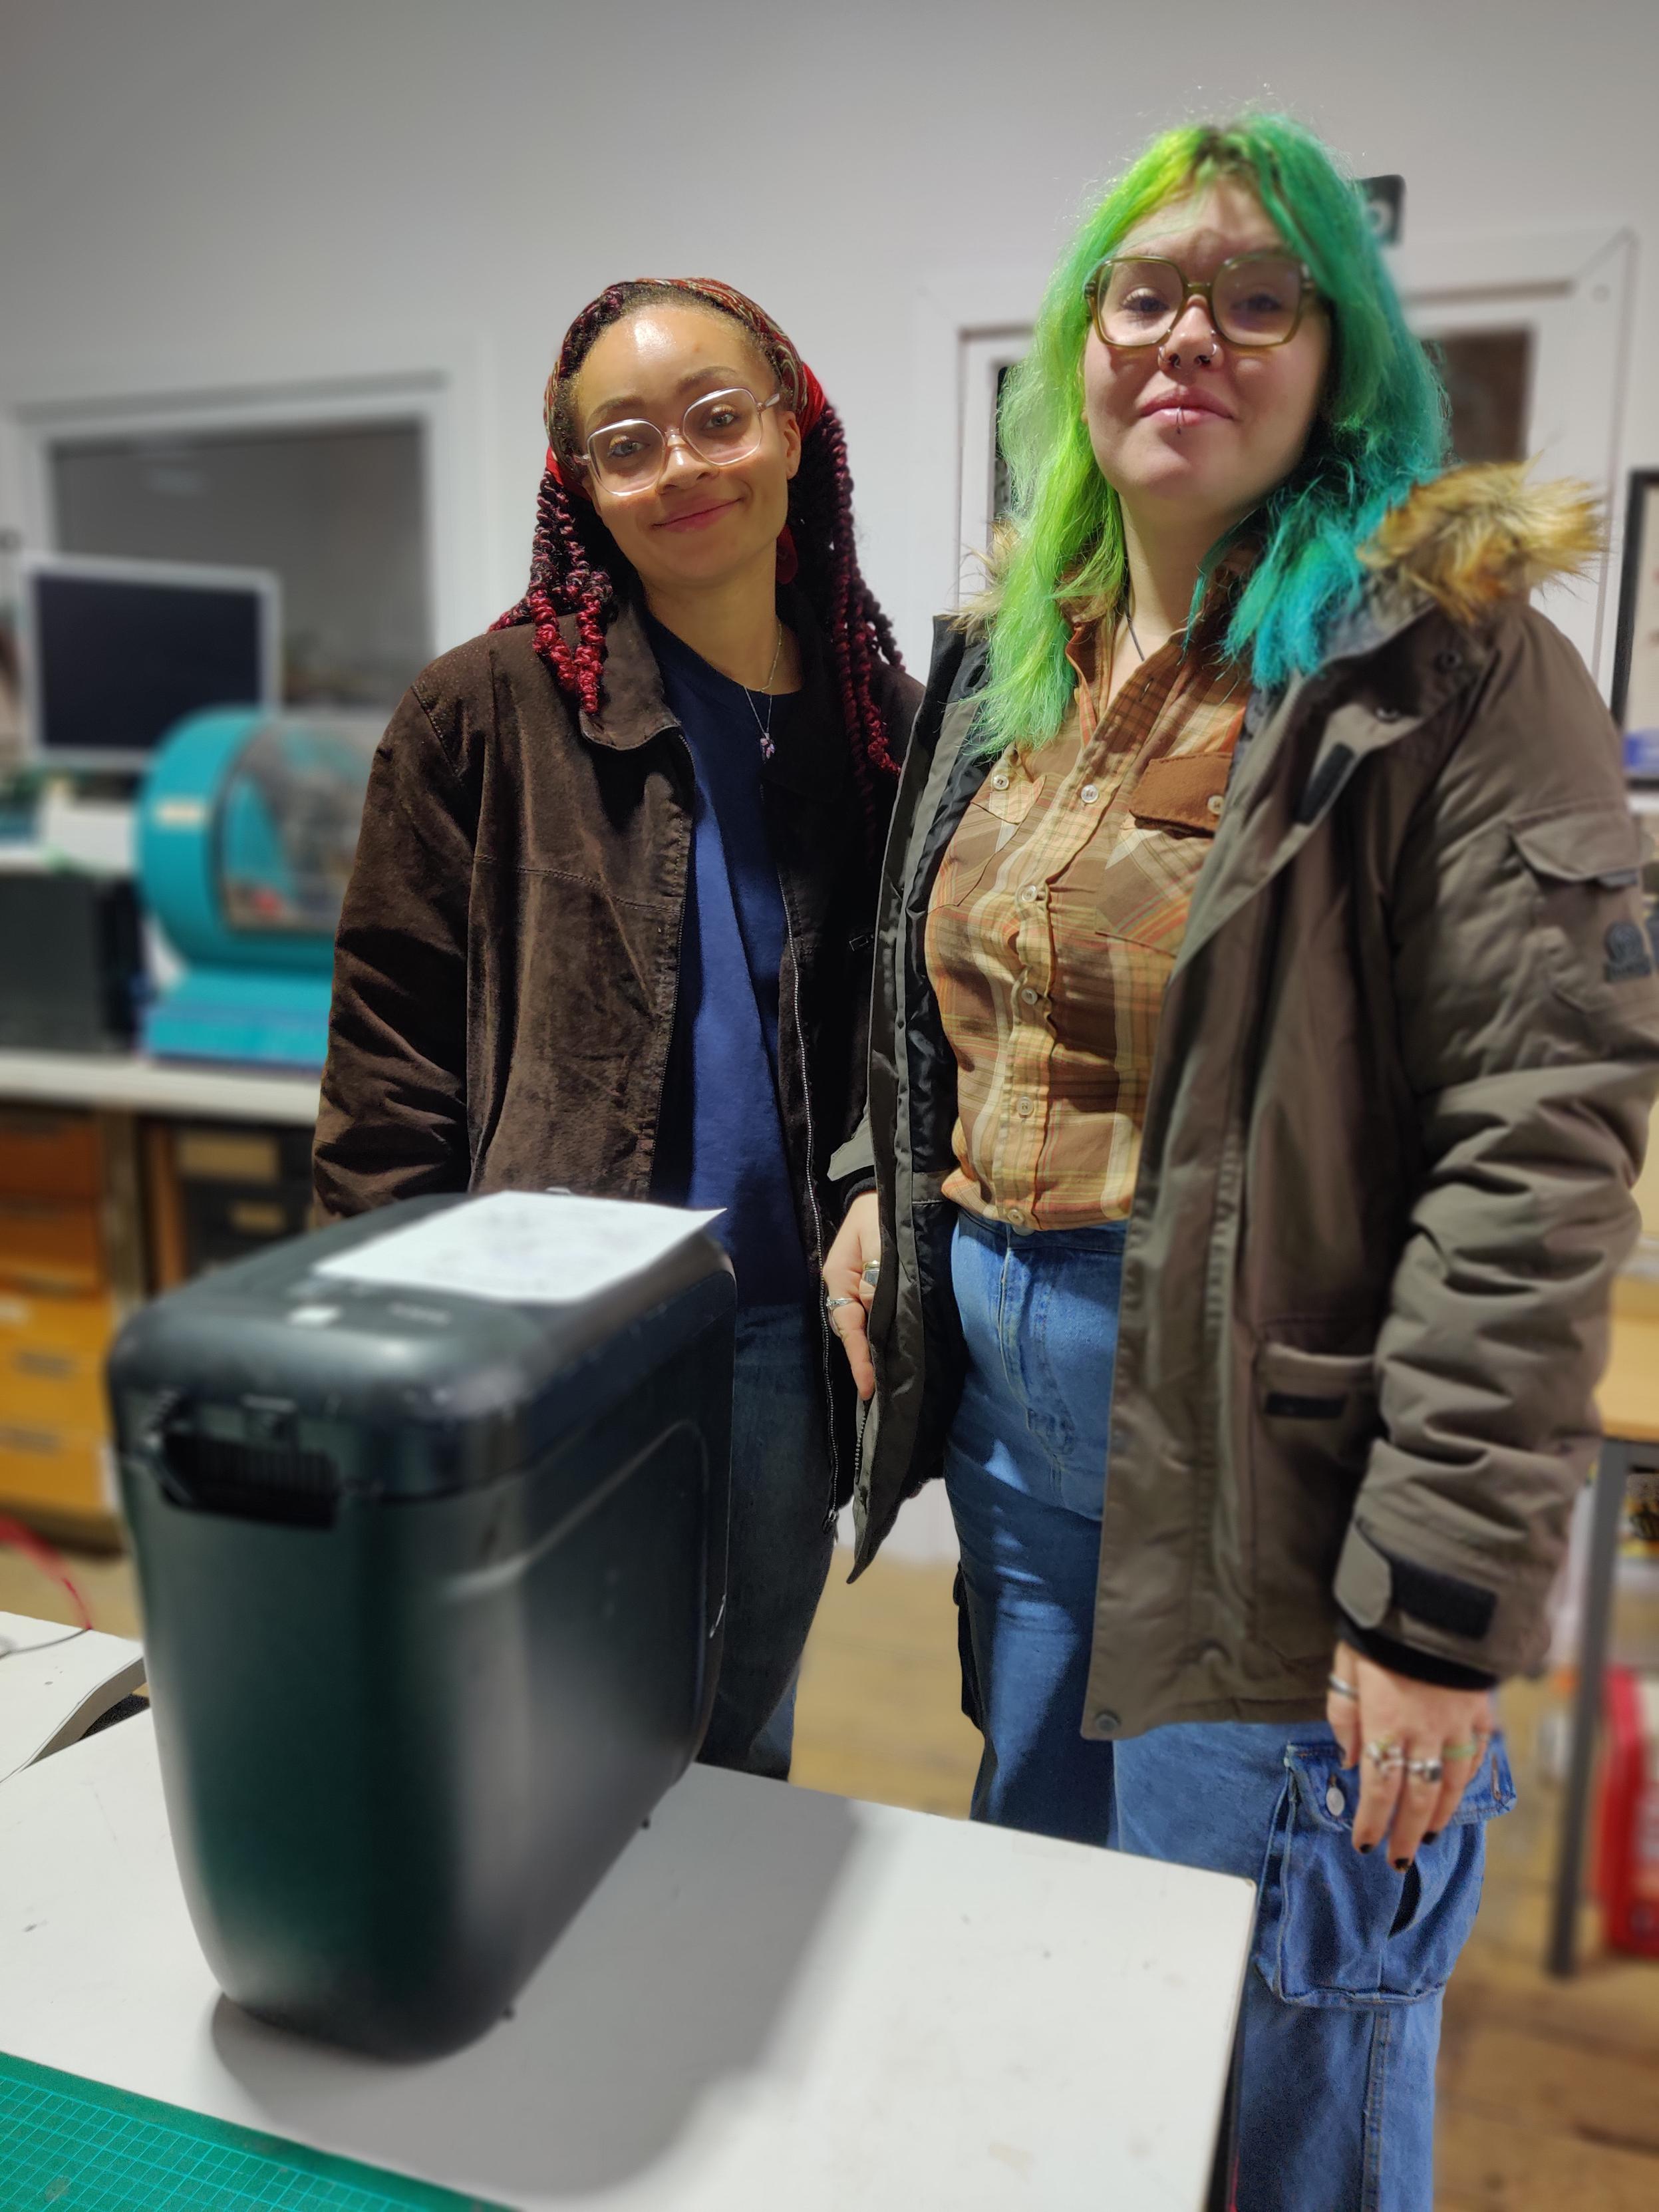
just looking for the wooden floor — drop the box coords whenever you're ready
[5,1535,1658,2209]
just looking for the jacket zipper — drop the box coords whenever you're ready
[857,685,988,1547]
[782,889,841,1527]
[643,734,694,1196]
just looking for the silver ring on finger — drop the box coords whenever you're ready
[861,1261,881,1283]
[1406,1755,1443,1786]
[1365,1736,1406,1776]
[1326,1672,1360,1700]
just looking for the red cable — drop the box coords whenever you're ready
[0,1514,94,1631]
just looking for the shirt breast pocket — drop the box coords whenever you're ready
[1127,754,1231,836]
[933,766,1045,908]
[1088,755,1229,953]
[977,766,1044,826]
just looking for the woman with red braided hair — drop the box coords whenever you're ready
[315,279,917,1776]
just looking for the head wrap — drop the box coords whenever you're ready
[541,277,827,522]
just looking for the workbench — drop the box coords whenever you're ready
[0,1664,1255,2211]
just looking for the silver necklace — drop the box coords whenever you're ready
[744,623,786,760]
[1124,609,1146,663]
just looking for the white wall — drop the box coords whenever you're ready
[2,0,1656,672]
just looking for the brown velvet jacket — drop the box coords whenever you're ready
[313,597,918,1492]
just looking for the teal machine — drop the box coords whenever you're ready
[137,710,380,1068]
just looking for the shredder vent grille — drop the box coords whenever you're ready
[166,1432,341,1527]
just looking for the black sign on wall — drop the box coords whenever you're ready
[1359,175,1405,247]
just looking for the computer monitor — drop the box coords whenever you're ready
[18,553,281,774]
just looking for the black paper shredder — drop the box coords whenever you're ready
[107,1193,735,2060]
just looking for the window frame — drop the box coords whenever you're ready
[3,337,494,675]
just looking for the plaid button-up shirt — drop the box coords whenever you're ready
[926,612,1247,1230]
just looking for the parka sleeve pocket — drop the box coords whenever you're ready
[1255,1735,1515,2009]
[1249,1345,1378,1662]
[1508,805,1655,1018]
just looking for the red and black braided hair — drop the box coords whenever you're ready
[492,277,903,850]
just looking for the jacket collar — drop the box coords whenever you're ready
[1174,585,1472,974]
[576,600,679,753]
[577,589,849,808]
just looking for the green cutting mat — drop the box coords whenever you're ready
[0,2051,513,2211]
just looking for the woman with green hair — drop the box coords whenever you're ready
[822,114,1659,2205]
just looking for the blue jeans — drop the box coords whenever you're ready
[698,1302,835,1781]
[943,1207,1515,2212]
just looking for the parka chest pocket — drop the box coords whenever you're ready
[1249,1343,1379,1664]
[1509,805,1656,1018]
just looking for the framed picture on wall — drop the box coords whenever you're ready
[1612,469,1659,781]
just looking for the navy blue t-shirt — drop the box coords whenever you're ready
[647,614,808,1307]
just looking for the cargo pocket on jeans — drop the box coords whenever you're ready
[1250,1344,1378,1663]
[1255,1735,1516,2008]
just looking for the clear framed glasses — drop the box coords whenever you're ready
[579,385,782,495]
[1083,251,1318,350]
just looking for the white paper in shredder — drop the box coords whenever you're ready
[313,1191,723,1306]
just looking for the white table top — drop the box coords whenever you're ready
[0,1710,1254,2211]
[0,1048,319,1126]
[0,1609,145,1783]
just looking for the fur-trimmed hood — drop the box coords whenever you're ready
[1360,462,1601,619]
[959,462,1602,637]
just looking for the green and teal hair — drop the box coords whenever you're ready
[980,114,1448,752]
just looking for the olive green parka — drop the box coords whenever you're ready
[833,465,1659,1739]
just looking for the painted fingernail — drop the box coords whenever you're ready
[1357,1841,1374,1854]
[1424,1829,1441,1844]
[1393,1856,1411,1871]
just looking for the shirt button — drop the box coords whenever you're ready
[1021,987,1040,1005]
[1092,1708,1121,1734]
[991,772,1010,790]
[1080,784,1100,806]
[1004,1205,1024,1225]
[1020,884,1042,904]
[1206,793,1224,816]
[1016,1097,1034,1117]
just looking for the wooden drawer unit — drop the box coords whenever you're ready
[146,1118,315,1288]
[0,1420,112,1520]
[0,1289,116,1431]
[0,1106,102,1202]
[0,1198,106,1297]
